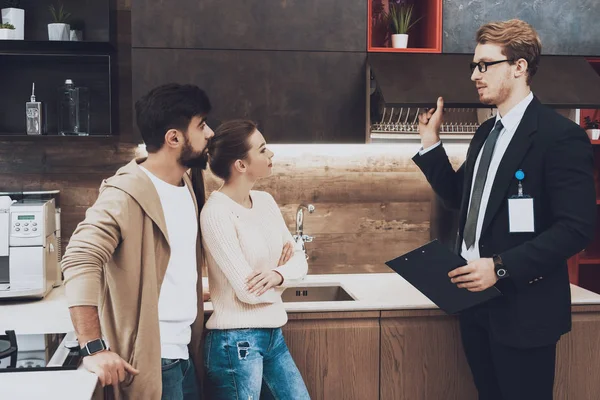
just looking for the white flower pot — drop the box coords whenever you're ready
[391,34,409,48]
[48,23,70,41]
[1,8,24,40]
[0,28,14,40]
[586,129,600,140]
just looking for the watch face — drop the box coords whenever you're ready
[497,268,507,278]
[87,340,105,354]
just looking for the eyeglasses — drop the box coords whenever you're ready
[469,59,513,73]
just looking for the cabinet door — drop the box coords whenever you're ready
[132,49,367,143]
[554,305,600,400]
[282,311,380,400]
[132,0,366,52]
[380,310,477,400]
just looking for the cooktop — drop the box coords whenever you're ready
[0,331,81,373]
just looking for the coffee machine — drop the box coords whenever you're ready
[0,196,59,299]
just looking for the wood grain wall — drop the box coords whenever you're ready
[203,144,467,274]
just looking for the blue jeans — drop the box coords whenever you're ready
[161,357,200,400]
[204,328,310,400]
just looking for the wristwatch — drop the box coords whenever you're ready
[79,338,108,357]
[493,254,509,279]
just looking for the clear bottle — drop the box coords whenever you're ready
[58,79,89,136]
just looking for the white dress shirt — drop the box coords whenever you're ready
[419,91,534,261]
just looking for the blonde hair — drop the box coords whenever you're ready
[476,19,542,85]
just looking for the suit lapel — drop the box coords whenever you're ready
[479,98,539,238]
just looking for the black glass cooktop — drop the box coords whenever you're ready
[0,331,81,373]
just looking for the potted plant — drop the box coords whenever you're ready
[48,2,70,41]
[1,0,24,40]
[584,116,600,140]
[0,22,14,40]
[388,0,422,49]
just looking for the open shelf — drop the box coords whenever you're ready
[0,40,114,55]
[0,53,114,137]
[368,0,442,53]
[578,253,600,265]
[0,132,115,141]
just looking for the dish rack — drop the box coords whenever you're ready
[370,107,497,140]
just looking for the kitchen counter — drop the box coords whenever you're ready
[0,367,98,400]
[203,272,600,312]
[2,273,600,399]
[0,284,73,334]
[3,273,600,334]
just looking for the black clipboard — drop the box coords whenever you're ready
[385,239,501,315]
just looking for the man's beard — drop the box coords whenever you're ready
[179,139,208,169]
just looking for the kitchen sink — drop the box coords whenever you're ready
[281,285,356,302]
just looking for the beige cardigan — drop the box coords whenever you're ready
[61,158,205,399]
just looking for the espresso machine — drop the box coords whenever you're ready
[0,191,61,299]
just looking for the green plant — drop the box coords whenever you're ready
[388,1,422,35]
[0,22,15,29]
[49,3,71,24]
[4,0,21,8]
[584,116,600,130]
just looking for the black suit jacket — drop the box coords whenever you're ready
[413,97,596,348]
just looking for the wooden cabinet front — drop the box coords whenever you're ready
[282,311,380,400]
[380,309,477,400]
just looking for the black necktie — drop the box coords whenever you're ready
[463,120,504,249]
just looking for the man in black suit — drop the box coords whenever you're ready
[413,19,596,400]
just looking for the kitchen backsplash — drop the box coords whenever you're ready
[203,143,467,274]
[0,140,468,275]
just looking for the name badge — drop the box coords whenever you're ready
[508,170,535,233]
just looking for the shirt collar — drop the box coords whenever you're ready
[495,91,534,132]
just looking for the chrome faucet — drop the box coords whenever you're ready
[293,204,315,256]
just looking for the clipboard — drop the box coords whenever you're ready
[385,239,501,315]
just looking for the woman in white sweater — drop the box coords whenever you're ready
[200,119,310,399]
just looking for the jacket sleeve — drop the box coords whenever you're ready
[200,206,279,305]
[501,127,596,291]
[61,186,130,307]
[412,144,466,211]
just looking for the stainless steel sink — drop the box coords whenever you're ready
[281,285,356,302]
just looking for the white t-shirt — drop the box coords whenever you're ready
[140,166,198,360]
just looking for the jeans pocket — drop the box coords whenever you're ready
[161,358,181,372]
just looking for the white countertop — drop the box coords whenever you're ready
[0,369,98,400]
[203,273,600,313]
[3,273,600,334]
[2,273,600,399]
[0,285,73,334]
[0,332,98,400]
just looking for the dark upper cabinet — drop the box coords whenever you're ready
[132,0,366,52]
[132,49,366,143]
